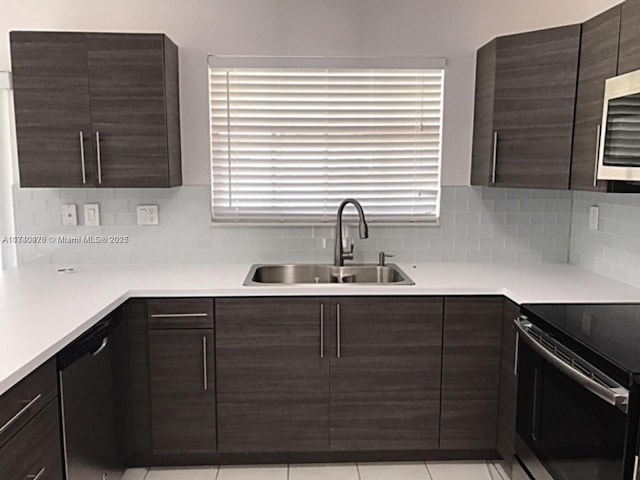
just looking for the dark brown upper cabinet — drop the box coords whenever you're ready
[618,0,640,76]
[471,25,581,190]
[10,31,182,188]
[570,6,622,192]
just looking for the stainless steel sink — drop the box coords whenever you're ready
[244,263,415,286]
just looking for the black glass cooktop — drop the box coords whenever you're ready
[522,303,640,378]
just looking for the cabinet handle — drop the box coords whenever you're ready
[320,304,324,359]
[96,131,102,184]
[491,131,498,184]
[336,304,341,359]
[79,131,86,184]
[26,467,46,480]
[0,393,42,436]
[150,313,209,318]
[203,336,208,391]
[593,124,602,188]
[514,331,520,376]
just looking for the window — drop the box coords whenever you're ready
[209,57,445,224]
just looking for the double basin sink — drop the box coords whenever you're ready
[244,263,415,286]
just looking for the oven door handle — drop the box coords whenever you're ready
[514,317,629,414]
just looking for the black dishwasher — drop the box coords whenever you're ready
[57,311,125,480]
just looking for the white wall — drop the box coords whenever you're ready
[0,89,17,269]
[0,0,622,187]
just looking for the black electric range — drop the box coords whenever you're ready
[514,303,640,480]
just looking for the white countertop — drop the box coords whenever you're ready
[1,262,640,396]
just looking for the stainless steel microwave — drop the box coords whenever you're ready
[597,69,640,182]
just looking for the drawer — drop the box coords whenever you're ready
[0,399,63,480]
[148,298,214,329]
[0,358,57,448]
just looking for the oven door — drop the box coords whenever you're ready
[514,317,636,480]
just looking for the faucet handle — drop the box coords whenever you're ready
[343,241,355,260]
[378,251,394,267]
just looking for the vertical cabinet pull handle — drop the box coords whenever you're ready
[491,131,498,184]
[336,304,341,358]
[96,131,102,184]
[320,304,324,359]
[27,467,46,480]
[593,124,602,188]
[79,131,86,184]
[202,336,208,391]
[514,331,520,376]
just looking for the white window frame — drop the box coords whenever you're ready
[208,56,446,226]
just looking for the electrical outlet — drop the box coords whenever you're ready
[61,204,78,226]
[589,205,599,231]
[136,205,159,226]
[84,204,100,226]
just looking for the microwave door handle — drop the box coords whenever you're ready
[514,318,629,413]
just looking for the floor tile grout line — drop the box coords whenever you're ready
[356,462,362,480]
[424,461,434,480]
[214,464,220,480]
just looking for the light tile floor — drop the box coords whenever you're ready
[123,461,509,480]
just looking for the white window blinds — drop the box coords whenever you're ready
[209,58,444,224]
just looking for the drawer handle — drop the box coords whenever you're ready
[27,467,46,480]
[150,313,209,318]
[0,393,43,436]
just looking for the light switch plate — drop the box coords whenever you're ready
[589,205,599,231]
[137,205,159,226]
[61,204,78,226]
[84,204,100,226]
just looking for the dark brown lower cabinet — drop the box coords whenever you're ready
[149,328,216,455]
[329,297,443,451]
[0,400,63,480]
[496,299,521,474]
[215,298,330,453]
[440,297,504,450]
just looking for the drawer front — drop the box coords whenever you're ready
[0,359,57,448]
[0,400,63,480]
[148,299,214,329]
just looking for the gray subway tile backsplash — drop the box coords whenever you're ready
[11,185,571,267]
[570,191,640,289]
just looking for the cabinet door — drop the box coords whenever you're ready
[10,32,95,187]
[329,297,443,451]
[571,6,621,191]
[149,329,216,455]
[87,34,172,187]
[471,40,497,186]
[0,400,63,480]
[440,297,503,450]
[216,298,330,453]
[492,25,581,189]
[618,0,640,75]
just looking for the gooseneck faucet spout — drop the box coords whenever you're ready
[334,199,369,266]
